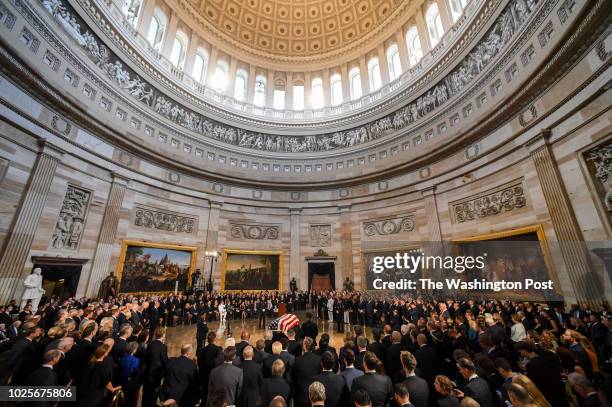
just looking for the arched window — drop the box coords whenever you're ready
[192,50,208,83]
[330,74,343,106]
[311,78,324,109]
[121,0,141,26]
[146,9,166,51]
[169,31,188,69]
[234,70,247,101]
[293,84,304,110]
[368,57,382,91]
[387,44,403,80]
[273,89,285,110]
[425,2,444,47]
[405,26,423,66]
[213,60,228,92]
[449,0,468,22]
[349,67,362,100]
[253,75,266,107]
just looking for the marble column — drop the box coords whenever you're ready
[161,11,179,58]
[526,131,603,306]
[359,55,370,95]
[206,201,223,289]
[85,173,129,296]
[338,205,353,289]
[136,0,157,39]
[395,30,410,72]
[0,140,63,303]
[377,44,391,85]
[421,186,444,282]
[436,0,454,33]
[290,208,302,288]
[415,8,432,53]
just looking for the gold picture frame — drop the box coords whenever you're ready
[452,224,562,296]
[115,240,198,293]
[221,249,283,291]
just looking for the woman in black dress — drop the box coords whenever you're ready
[76,342,121,407]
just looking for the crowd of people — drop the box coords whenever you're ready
[0,289,610,407]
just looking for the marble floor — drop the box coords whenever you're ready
[165,310,371,357]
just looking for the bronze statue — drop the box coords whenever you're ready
[98,271,119,299]
[343,277,354,292]
[290,277,297,293]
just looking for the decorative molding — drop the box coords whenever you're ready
[518,104,538,127]
[133,205,197,234]
[229,222,280,240]
[585,140,612,212]
[51,114,70,135]
[36,0,542,153]
[310,224,331,247]
[595,35,612,62]
[49,184,91,250]
[450,179,527,223]
[465,143,480,159]
[363,214,416,236]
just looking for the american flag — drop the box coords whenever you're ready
[269,313,300,333]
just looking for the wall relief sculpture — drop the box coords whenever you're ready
[50,185,90,250]
[451,179,527,223]
[363,215,416,236]
[40,0,540,153]
[229,223,280,240]
[310,224,332,247]
[134,206,197,233]
[585,141,612,212]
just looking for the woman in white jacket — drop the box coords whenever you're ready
[510,313,527,342]
[218,300,227,326]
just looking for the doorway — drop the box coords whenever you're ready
[31,256,88,301]
[308,262,335,291]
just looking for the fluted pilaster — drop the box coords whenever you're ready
[338,205,353,289]
[86,173,128,296]
[0,140,62,302]
[206,201,223,289]
[527,131,602,306]
[290,208,302,289]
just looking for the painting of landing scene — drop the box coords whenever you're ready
[117,241,196,293]
[222,250,282,291]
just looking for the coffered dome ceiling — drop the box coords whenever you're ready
[190,0,407,58]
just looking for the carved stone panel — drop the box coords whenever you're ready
[133,205,197,234]
[50,185,91,250]
[363,215,416,236]
[585,140,612,214]
[229,223,279,240]
[310,224,331,247]
[450,179,527,223]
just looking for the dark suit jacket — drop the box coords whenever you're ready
[208,363,243,406]
[26,366,58,386]
[414,345,436,384]
[65,338,95,383]
[525,352,568,407]
[355,350,367,372]
[367,341,385,364]
[313,371,347,407]
[436,396,460,407]
[254,350,271,365]
[112,337,128,362]
[291,351,322,407]
[582,393,602,407]
[236,340,250,359]
[385,343,404,383]
[464,376,494,407]
[287,339,301,357]
[402,375,429,407]
[301,320,319,342]
[262,376,291,407]
[144,339,168,385]
[161,356,199,406]
[240,360,263,407]
[351,372,393,407]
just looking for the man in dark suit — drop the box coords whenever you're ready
[198,331,222,401]
[568,372,601,407]
[457,358,494,407]
[355,336,368,372]
[143,327,169,407]
[240,346,263,407]
[341,349,364,391]
[414,333,436,386]
[385,331,405,384]
[262,358,292,407]
[196,313,209,353]
[393,382,416,407]
[291,337,322,407]
[8,324,44,385]
[26,350,61,407]
[313,351,348,407]
[112,323,132,363]
[279,337,295,378]
[287,328,301,356]
[400,351,429,407]
[208,346,243,406]
[236,330,251,360]
[301,313,319,343]
[367,328,385,363]
[65,322,96,385]
[253,338,271,365]
[161,343,199,406]
[351,351,393,407]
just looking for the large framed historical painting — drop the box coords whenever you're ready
[116,240,197,293]
[452,225,562,300]
[221,250,283,291]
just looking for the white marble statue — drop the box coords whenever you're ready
[21,268,45,313]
